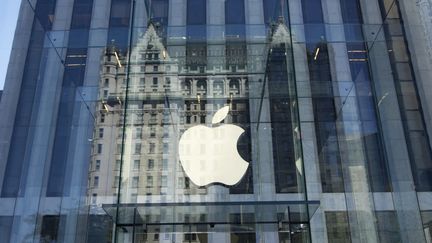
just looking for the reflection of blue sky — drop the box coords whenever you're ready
[0,1,20,89]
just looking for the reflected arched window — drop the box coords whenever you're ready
[213,80,224,95]
[182,79,192,95]
[196,79,207,95]
[229,79,240,94]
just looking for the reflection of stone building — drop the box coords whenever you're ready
[87,24,254,242]
[88,24,251,206]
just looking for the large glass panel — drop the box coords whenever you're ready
[0,0,99,242]
[422,211,432,243]
[302,0,344,193]
[0,216,13,242]
[325,212,351,243]
[1,0,58,198]
[375,211,401,243]
[83,1,313,242]
[376,0,432,192]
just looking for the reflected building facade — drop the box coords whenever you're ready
[1,0,432,242]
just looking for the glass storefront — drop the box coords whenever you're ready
[1,0,432,242]
[94,1,314,241]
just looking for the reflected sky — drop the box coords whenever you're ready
[0,0,20,89]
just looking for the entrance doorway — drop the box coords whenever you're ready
[105,201,318,243]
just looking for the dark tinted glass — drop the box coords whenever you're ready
[1,0,57,197]
[377,0,432,191]
[46,48,88,196]
[70,0,94,29]
[225,0,245,25]
[326,212,351,243]
[0,217,13,242]
[187,0,206,25]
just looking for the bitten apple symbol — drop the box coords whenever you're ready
[179,106,249,186]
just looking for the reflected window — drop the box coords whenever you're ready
[132,176,139,188]
[149,143,156,153]
[93,176,99,187]
[135,127,142,139]
[99,128,104,138]
[161,176,167,187]
[95,160,101,171]
[197,79,207,95]
[150,126,156,137]
[92,194,97,204]
[135,143,141,154]
[150,113,157,124]
[213,80,225,95]
[148,159,154,170]
[229,79,239,89]
[183,80,192,95]
[147,176,153,187]
[133,160,140,170]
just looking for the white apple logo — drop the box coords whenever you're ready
[179,106,249,186]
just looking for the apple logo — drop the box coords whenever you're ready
[179,106,249,186]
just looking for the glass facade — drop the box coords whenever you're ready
[1,0,432,242]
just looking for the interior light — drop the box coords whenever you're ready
[102,101,109,112]
[378,92,389,106]
[348,58,367,62]
[313,47,320,60]
[347,50,366,53]
[114,51,122,67]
